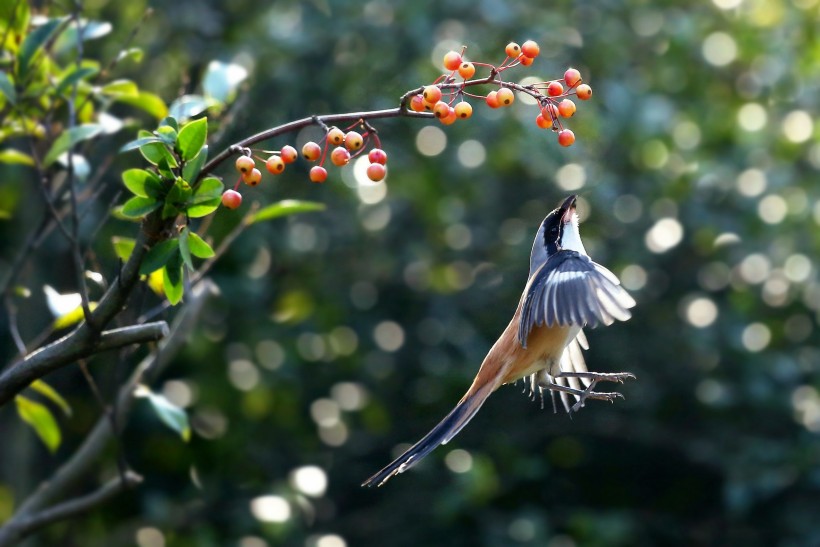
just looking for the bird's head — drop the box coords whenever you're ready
[528,195,586,277]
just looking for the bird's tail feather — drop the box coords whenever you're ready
[361,382,494,487]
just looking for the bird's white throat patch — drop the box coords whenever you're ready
[560,212,587,256]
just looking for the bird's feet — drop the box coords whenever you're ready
[540,371,635,413]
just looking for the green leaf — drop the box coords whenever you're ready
[100,78,138,98]
[116,90,168,119]
[30,380,72,417]
[182,145,208,183]
[0,1,30,40]
[160,116,179,132]
[53,302,97,330]
[116,47,143,64]
[120,135,163,153]
[155,125,178,146]
[0,149,34,166]
[203,60,248,104]
[0,71,16,104]
[56,65,99,96]
[15,395,61,452]
[111,236,136,261]
[186,176,222,218]
[187,231,215,259]
[121,196,161,219]
[178,227,194,271]
[134,385,190,441]
[168,94,211,121]
[122,168,163,198]
[249,200,326,224]
[139,239,179,275]
[162,254,184,305]
[43,123,104,166]
[177,117,208,162]
[17,17,66,80]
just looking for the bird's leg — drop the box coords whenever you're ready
[536,379,624,406]
[555,371,635,412]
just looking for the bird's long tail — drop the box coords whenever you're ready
[361,380,495,487]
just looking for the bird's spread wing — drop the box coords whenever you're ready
[517,251,635,347]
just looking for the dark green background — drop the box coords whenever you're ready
[2,0,819,545]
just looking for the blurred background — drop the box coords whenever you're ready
[1,0,819,545]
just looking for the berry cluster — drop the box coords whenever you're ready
[221,123,388,209]
[220,39,593,209]
[407,41,592,147]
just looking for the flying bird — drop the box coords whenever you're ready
[362,195,636,487]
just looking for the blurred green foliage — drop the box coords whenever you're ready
[2,0,820,546]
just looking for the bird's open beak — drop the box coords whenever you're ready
[560,195,577,224]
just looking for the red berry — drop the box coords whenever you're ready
[243,168,262,186]
[330,146,351,166]
[280,145,298,164]
[302,141,322,161]
[557,129,575,147]
[535,114,550,129]
[564,68,582,87]
[235,155,255,174]
[458,62,475,79]
[344,131,364,151]
[505,42,521,57]
[454,101,473,119]
[327,127,345,145]
[221,189,242,209]
[433,101,450,119]
[521,40,540,58]
[443,50,462,71]
[368,148,388,165]
[576,84,593,100]
[558,99,576,118]
[485,91,500,108]
[497,87,515,106]
[265,155,285,175]
[519,55,534,66]
[440,107,457,126]
[547,81,564,97]
[423,85,442,104]
[309,166,328,183]
[544,103,559,119]
[366,163,386,182]
[410,94,426,112]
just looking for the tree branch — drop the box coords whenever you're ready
[0,321,169,407]
[0,472,143,547]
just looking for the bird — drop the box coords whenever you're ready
[362,194,636,487]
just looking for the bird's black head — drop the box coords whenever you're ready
[528,195,577,277]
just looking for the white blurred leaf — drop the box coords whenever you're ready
[43,285,81,317]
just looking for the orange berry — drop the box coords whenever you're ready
[330,146,350,166]
[564,68,582,87]
[558,99,576,118]
[221,189,242,209]
[443,50,462,71]
[368,148,388,165]
[366,163,386,182]
[423,85,442,104]
[433,101,450,119]
[576,84,593,100]
[302,141,322,161]
[243,168,262,186]
[440,107,457,125]
[235,155,255,174]
[521,40,540,58]
[497,87,515,106]
[280,145,298,164]
[519,55,534,66]
[557,129,575,147]
[327,127,345,145]
[265,155,285,175]
[505,42,521,57]
[535,114,550,129]
[458,62,475,79]
[309,166,328,183]
[454,101,473,119]
[410,94,426,112]
[485,90,500,108]
[344,131,364,151]
[547,81,564,97]
[544,103,559,119]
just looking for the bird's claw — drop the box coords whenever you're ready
[570,389,624,412]
[557,371,636,384]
